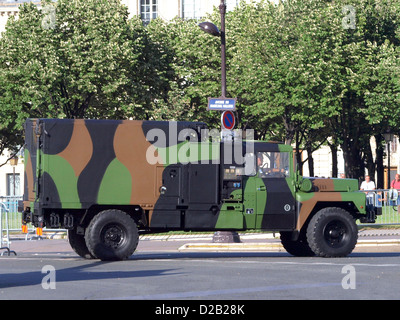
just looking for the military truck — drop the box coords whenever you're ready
[20,118,379,260]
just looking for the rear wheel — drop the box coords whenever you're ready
[68,228,96,259]
[85,209,139,261]
[307,207,358,257]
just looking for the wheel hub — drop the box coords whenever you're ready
[329,229,340,238]
[102,225,125,249]
[324,221,347,248]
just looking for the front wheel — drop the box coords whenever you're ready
[85,209,139,261]
[307,207,358,257]
[280,231,315,257]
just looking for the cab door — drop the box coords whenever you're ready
[255,150,295,230]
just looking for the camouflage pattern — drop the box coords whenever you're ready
[22,118,369,234]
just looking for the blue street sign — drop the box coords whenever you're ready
[207,97,236,111]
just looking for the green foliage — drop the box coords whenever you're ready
[146,16,223,127]
[0,0,169,134]
[0,0,399,178]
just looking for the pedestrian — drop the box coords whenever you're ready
[257,153,269,177]
[389,173,400,213]
[360,175,376,208]
[391,173,400,189]
[360,175,376,191]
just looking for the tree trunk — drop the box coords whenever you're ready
[330,143,338,177]
[374,134,384,189]
[306,145,314,177]
[364,138,375,180]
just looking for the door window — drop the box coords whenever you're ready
[7,173,20,196]
[257,152,289,178]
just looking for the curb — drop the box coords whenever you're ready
[359,231,400,237]
[6,231,67,241]
[178,242,285,252]
[139,233,278,241]
[178,239,400,252]
[355,239,400,247]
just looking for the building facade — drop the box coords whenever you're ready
[0,0,258,33]
[121,0,245,22]
[0,2,19,34]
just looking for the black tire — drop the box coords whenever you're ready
[306,207,358,257]
[85,209,139,261]
[280,231,315,257]
[68,228,96,259]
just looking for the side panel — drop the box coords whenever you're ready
[150,153,221,229]
[188,163,219,204]
[184,163,220,229]
[41,119,117,209]
[34,119,208,217]
[148,165,183,228]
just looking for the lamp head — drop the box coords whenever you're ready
[199,22,220,36]
[383,129,394,143]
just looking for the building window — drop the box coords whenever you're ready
[140,0,157,25]
[182,0,202,20]
[6,173,20,196]
[226,0,239,11]
[388,136,398,154]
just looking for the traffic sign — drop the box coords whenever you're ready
[221,110,235,130]
[207,97,236,111]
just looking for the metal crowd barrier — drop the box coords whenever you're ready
[0,196,23,231]
[0,196,66,241]
[362,189,400,225]
[0,202,16,256]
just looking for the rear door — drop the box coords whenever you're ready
[157,165,183,206]
[23,119,39,204]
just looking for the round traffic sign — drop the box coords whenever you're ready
[221,111,235,130]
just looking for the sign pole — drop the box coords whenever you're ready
[216,1,240,242]
[219,0,226,98]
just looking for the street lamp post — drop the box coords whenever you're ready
[219,0,226,98]
[10,156,18,196]
[199,2,240,243]
[198,0,227,98]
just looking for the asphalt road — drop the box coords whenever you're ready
[1,236,400,302]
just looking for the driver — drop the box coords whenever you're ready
[257,153,269,177]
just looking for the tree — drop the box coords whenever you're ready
[0,0,169,151]
[146,0,400,179]
[227,0,336,174]
[330,0,400,180]
[146,16,224,127]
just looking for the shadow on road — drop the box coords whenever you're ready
[129,250,400,261]
[0,260,181,289]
